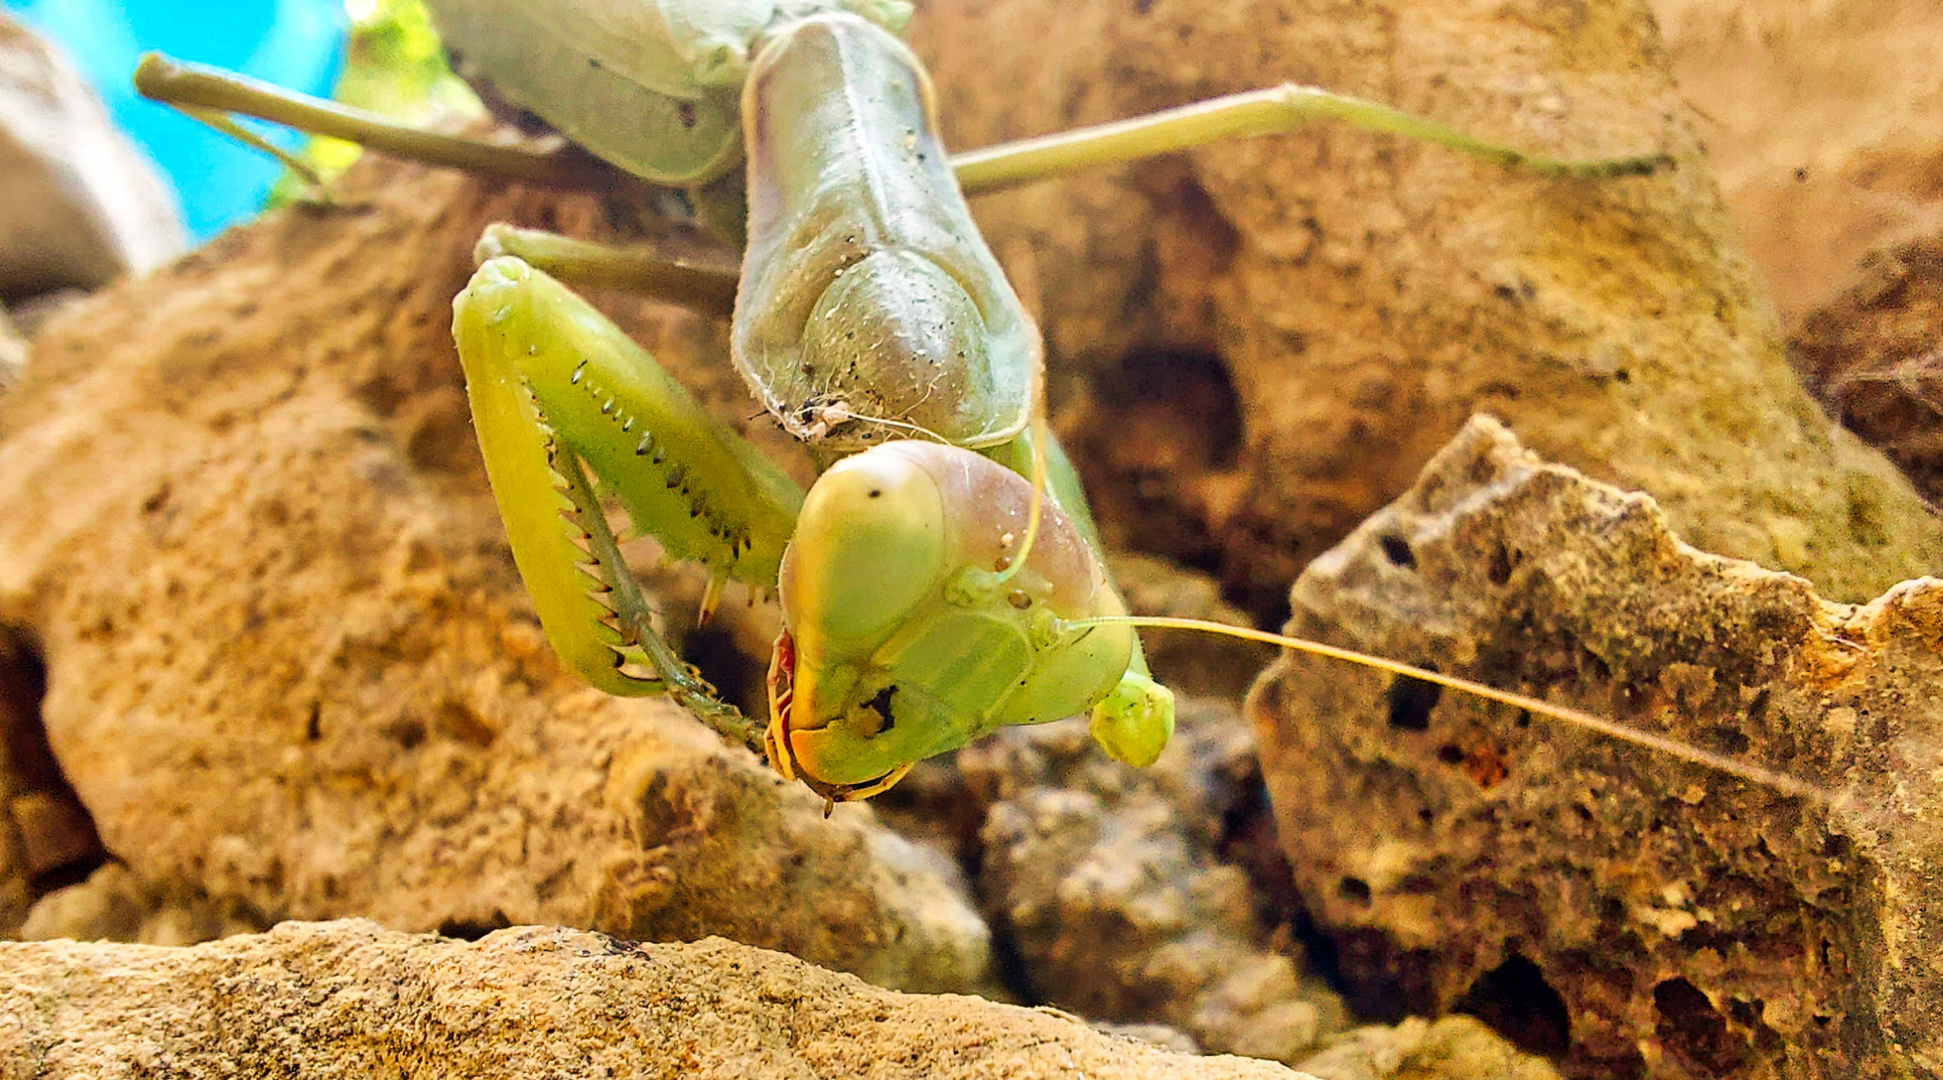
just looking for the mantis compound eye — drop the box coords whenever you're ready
[774,443,956,790]
[779,444,949,645]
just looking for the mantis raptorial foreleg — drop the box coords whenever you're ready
[452,255,803,748]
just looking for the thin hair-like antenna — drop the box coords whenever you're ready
[1057,614,1824,801]
[989,237,1052,588]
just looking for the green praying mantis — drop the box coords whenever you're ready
[133,0,1811,807]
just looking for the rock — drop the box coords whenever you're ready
[907,0,1940,613]
[0,918,1317,1079]
[0,305,23,391]
[1249,415,1942,1079]
[17,861,256,946]
[961,699,1349,1064]
[0,157,988,995]
[1789,235,1943,505]
[1298,1016,1565,1080]
[1648,0,1943,327]
[0,13,183,298]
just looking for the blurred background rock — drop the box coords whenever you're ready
[0,0,478,385]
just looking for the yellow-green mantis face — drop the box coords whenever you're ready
[768,441,1173,802]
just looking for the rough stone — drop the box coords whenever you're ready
[1789,235,1943,505]
[0,919,1316,1080]
[0,13,183,298]
[0,157,988,995]
[908,0,1940,613]
[961,699,1349,1065]
[1249,415,1943,1079]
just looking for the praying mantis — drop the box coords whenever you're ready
[135,0,1806,808]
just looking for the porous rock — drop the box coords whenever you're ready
[1249,415,1943,1079]
[0,156,988,994]
[0,918,1315,1080]
[0,13,183,298]
[1789,235,1943,505]
[909,0,1940,612]
[962,699,1348,1064]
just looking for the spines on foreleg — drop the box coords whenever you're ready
[452,256,802,727]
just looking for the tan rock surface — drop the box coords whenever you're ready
[1644,2,1943,520]
[0,159,987,993]
[1251,416,1943,1079]
[908,0,1940,611]
[0,625,97,937]
[1649,0,1943,328]
[2,2,1933,1074]
[1300,1016,1566,1080]
[0,919,1313,1080]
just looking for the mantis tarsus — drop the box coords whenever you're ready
[135,0,1808,808]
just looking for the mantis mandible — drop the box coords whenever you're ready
[134,0,1804,808]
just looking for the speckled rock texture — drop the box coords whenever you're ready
[908,0,1940,613]
[1790,236,1943,506]
[0,919,1316,1080]
[0,158,991,994]
[1250,416,1942,1080]
[961,699,1348,1065]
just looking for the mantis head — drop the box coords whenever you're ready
[767,440,1153,802]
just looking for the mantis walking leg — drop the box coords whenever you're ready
[453,256,803,748]
[473,226,739,319]
[952,83,1673,196]
[136,56,759,301]
[133,53,612,188]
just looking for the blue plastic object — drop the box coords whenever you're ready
[5,0,347,240]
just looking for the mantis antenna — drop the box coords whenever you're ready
[987,239,1052,589]
[1057,614,1824,801]
[987,405,1053,589]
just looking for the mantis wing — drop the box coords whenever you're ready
[422,0,914,187]
[423,0,752,184]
